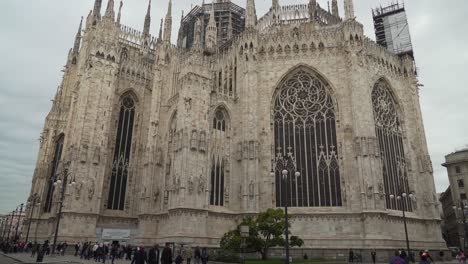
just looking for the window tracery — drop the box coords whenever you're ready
[273,68,342,207]
[372,80,412,211]
[107,94,136,211]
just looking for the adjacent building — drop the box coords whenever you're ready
[441,148,468,248]
[1,212,26,241]
[439,188,460,248]
[26,0,444,253]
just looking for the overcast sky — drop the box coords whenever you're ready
[0,0,467,215]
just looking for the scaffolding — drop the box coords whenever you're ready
[178,1,245,50]
[372,2,413,58]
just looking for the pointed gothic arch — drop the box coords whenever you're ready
[107,92,137,211]
[272,66,342,207]
[44,133,65,212]
[371,78,412,211]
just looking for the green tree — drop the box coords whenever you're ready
[220,208,304,260]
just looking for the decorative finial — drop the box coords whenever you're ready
[245,0,257,29]
[72,17,83,54]
[331,0,339,17]
[143,0,152,37]
[117,1,123,24]
[163,0,173,43]
[104,0,115,21]
[344,0,355,20]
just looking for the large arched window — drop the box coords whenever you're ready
[44,134,65,212]
[209,107,229,206]
[107,94,136,210]
[372,80,412,211]
[273,68,341,207]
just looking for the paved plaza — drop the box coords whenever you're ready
[0,252,131,264]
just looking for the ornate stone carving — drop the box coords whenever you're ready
[198,175,205,194]
[188,176,194,194]
[88,179,95,200]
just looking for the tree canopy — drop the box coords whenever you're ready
[220,208,304,259]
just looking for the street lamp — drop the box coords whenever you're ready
[14,203,24,241]
[452,201,468,251]
[271,147,300,264]
[25,193,40,243]
[51,161,75,254]
[7,208,17,241]
[389,189,415,261]
[240,225,250,264]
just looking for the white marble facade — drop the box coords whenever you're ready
[27,0,445,250]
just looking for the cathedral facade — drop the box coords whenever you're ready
[28,0,445,251]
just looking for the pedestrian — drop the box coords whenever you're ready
[111,244,118,264]
[390,251,406,264]
[349,249,354,263]
[131,246,148,264]
[149,244,160,264]
[75,242,80,256]
[185,246,193,264]
[36,240,49,263]
[161,243,173,264]
[420,250,434,264]
[194,247,201,264]
[371,250,376,264]
[457,250,466,264]
[31,241,38,258]
[201,248,209,264]
[175,250,184,264]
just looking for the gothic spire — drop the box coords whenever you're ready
[72,17,83,54]
[272,0,279,10]
[158,18,163,42]
[163,0,173,43]
[143,0,152,37]
[328,1,330,13]
[104,0,115,21]
[93,0,102,20]
[331,0,339,17]
[205,0,217,52]
[309,0,316,22]
[245,0,257,29]
[344,0,355,20]
[117,1,123,25]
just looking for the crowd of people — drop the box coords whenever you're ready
[0,238,453,264]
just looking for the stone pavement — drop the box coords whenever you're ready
[0,252,131,264]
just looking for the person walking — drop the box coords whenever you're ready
[131,246,148,264]
[420,250,434,264]
[185,246,193,264]
[36,240,49,263]
[371,250,376,264]
[161,244,173,264]
[149,244,160,264]
[194,247,201,264]
[457,250,466,264]
[390,251,406,264]
[201,248,209,264]
[349,249,354,263]
[31,241,38,258]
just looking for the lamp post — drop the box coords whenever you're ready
[452,200,468,251]
[25,193,40,243]
[51,161,75,254]
[389,192,413,258]
[240,225,250,264]
[1,212,12,240]
[271,147,300,264]
[7,208,17,241]
[14,203,24,241]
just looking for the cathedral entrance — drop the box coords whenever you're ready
[272,67,342,208]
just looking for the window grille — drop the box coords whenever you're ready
[107,95,136,210]
[273,69,342,207]
[372,80,412,211]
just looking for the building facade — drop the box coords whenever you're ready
[442,148,468,249]
[27,0,444,251]
[439,188,460,248]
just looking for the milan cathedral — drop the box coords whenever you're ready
[28,0,445,251]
